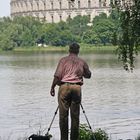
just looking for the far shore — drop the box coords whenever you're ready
[0,45,119,53]
[0,45,139,54]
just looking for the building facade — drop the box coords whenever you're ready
[10,0,111,23]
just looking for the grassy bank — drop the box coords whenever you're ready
[1,45,139,54]
[13,45,118,53]
[80,44,118,53]
[13,46,67,52]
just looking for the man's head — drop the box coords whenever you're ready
[69,43,80,54]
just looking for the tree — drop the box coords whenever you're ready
[0,16,43,49]
[52,30,77,46]
[40,21,78,46]
[82,30,100,45]
[0,34,15,51]
[12,16,42,46]
[67,15,90,39]
[92,13,116,45]
[0,18,18,50]
[113,0,140,71]
[93,13,107,23]
[109,9,121,46]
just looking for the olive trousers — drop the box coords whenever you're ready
[58,83,81,140]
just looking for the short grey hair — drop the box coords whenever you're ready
[69,43,80,54]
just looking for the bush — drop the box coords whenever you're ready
[0,38,15,51]
[79,124,109,140]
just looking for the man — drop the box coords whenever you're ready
[50,43,91,140]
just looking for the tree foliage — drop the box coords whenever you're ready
[113,0,140,71]
[1,7,139,72]
[92,16,116,45]
[1,10,139,70]
[0,14,118,50]
[67,15,90,37]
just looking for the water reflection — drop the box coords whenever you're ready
[0,52,140,140]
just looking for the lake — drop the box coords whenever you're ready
[0,51,140,140]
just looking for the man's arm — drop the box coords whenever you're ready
[50,76,60,96]
[83,63,91,79]
[50,59,63,96]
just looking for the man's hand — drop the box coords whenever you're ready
[50,76,60,97]
[50,88,55,97]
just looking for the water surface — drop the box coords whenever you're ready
[0,52,140,140]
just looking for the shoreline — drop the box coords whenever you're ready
[0,45,118,54]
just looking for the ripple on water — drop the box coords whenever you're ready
[0,53,140,140]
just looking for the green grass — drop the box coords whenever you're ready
[80,44,118,53]
[13,46,67,52]
[1,44,139,54]
[13,45,118,53]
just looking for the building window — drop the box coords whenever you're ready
[51,15,54,23]
[67,14,71,22]
[44,2,46,10]
[37,2,39,10]
[88,14,91,19]
[99,0,101,7]
[25,2,28,8]
[31,2,33,11]
[60,15,62,21]
[78,1,80,8]
[110,0,113,5]
[21,2,23,8]
[103,2,106,6]
[17,2,19,7]
[43,16,46,21]
[51,2,53,9]
[59,2,62,9]
[88,0,91,8]
[21,2,24,12]
[15,3,18,10]
[88,14,92,22]
[68,1,71,9]
[103,0,106,6]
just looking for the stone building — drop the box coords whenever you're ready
[10,0,111,23]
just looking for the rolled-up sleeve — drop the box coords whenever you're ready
[54,59,63,80]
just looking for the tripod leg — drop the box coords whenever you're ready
[45,106,59,136]
[80,104,97,140]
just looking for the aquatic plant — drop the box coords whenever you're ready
[78,124,109,140]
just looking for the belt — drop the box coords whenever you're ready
[61,82,82,86]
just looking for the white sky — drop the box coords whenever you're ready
[0,0,10,17]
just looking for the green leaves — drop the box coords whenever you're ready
[91,13,117,46]
[0,9,139,70]
[113,0,140,71]
[0,16,42,50]
[79,124,109,140]
[0,8,139,71]
[0,37,15,51]
[0,14,118,49]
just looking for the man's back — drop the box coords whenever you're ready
[54,53,91,84]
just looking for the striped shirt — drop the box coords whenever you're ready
[54,53,91,85]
